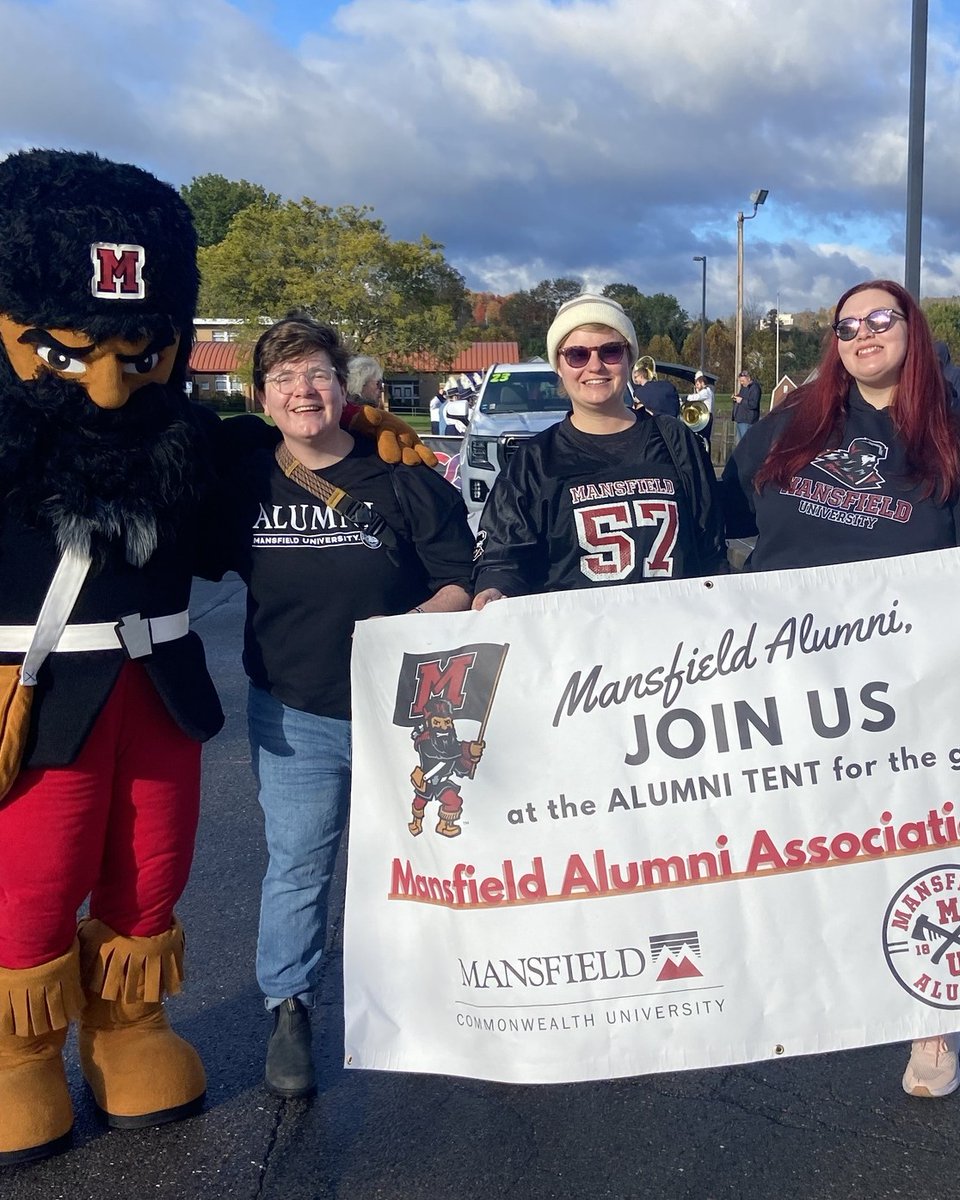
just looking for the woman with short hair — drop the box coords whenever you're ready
[219,314,474,1098]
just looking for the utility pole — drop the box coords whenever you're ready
[735,189,768,383]
[905,0,928,298]
[693,256,707,373]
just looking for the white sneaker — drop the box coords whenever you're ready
[902,1035,960,1098]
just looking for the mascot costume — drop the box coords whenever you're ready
[0,148,218,1166]
[0,148,435,1166]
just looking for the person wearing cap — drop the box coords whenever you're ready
[686,370,715,448]
[732,368,762,443]
[472,294,726,605]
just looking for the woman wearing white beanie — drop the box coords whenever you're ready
[473,294,726,605]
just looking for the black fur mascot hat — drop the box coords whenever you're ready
[0,148,198,381]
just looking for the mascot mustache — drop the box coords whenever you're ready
[0,364,206,569]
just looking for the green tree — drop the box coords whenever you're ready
[601,283,651,345]
[530,277,584,310]
[197,199,470,366]
[497,278,585,358]
[180,174,280,248]
[645,293,691,349]
[601,284,690,348]
[923,299,960,362]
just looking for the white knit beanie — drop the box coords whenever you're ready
[546,294,639,371]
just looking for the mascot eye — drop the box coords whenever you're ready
[122,351,162,375]
[36,345,85,374]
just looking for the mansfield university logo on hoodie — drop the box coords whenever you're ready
[780,438,913,528]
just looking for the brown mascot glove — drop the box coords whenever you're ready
[344,402,438,468]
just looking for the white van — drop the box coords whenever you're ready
[460,362,569,516]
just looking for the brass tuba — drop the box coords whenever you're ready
[680,398,710,433]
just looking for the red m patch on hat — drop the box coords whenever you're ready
[90,242,146,299]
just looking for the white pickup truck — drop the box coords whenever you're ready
[459,362,570,516]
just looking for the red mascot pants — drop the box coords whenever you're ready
[0,662,201,969]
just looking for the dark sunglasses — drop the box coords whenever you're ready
[558,341,629,368]
[833,308,906,341]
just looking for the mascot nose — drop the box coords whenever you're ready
[84,356,132,409]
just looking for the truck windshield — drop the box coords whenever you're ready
[479,371,569,415]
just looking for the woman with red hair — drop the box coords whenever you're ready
[724,279,960,1098]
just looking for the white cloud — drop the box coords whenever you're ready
[1,0,958,318]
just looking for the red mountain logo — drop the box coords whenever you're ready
[656,956,702,981]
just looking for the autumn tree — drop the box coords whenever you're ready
[499,290,554,358]
[645,333,678,363]
[680,328,703,369]
[180,174,280,248]
[704,320,735,391]
[497,278,585,358]
[197,199,470,366]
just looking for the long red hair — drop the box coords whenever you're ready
[753,279,960,502]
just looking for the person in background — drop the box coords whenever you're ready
[723,279,960,1100]
[686,369,715,449]
[347,355,386,410]
[630,356,680,419]
[732,368,761,442]
[429,385,446,435]
[215,314,474,1100]
[472,294,726,606]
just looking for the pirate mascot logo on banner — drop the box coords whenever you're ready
[0,149,221,1165]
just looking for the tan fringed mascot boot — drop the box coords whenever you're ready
[77,917,206,1128]
[0,941,83,1166]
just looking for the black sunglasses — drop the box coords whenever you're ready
[833,308,906,341]
[558,341,629,368]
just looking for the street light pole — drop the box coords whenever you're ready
[905,0,928,298]
[693,256,706,373]
[734,189,769,385]
[775,289,780,393]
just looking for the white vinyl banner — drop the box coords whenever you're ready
[344,549,960,1083]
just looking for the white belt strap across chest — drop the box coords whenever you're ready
[1,547,189,680]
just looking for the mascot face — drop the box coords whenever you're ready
[0,315,180,410]
[0,149,203,565]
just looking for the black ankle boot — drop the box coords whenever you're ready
[264,998,316,1098]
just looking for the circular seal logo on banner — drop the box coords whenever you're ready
[883,864,960,1009]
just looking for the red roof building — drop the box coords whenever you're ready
[398,342,520,373]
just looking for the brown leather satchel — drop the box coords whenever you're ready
[0,665,33,801]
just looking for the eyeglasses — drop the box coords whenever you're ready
[558,341,629,368]
[833,308,906,342]
[265,367,335,393]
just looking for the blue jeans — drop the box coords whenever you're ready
[736,421,752,444]
[247,684,351,1010]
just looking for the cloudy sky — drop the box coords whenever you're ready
[1,0,958,322]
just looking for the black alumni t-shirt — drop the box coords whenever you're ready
[223,438,472,719]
